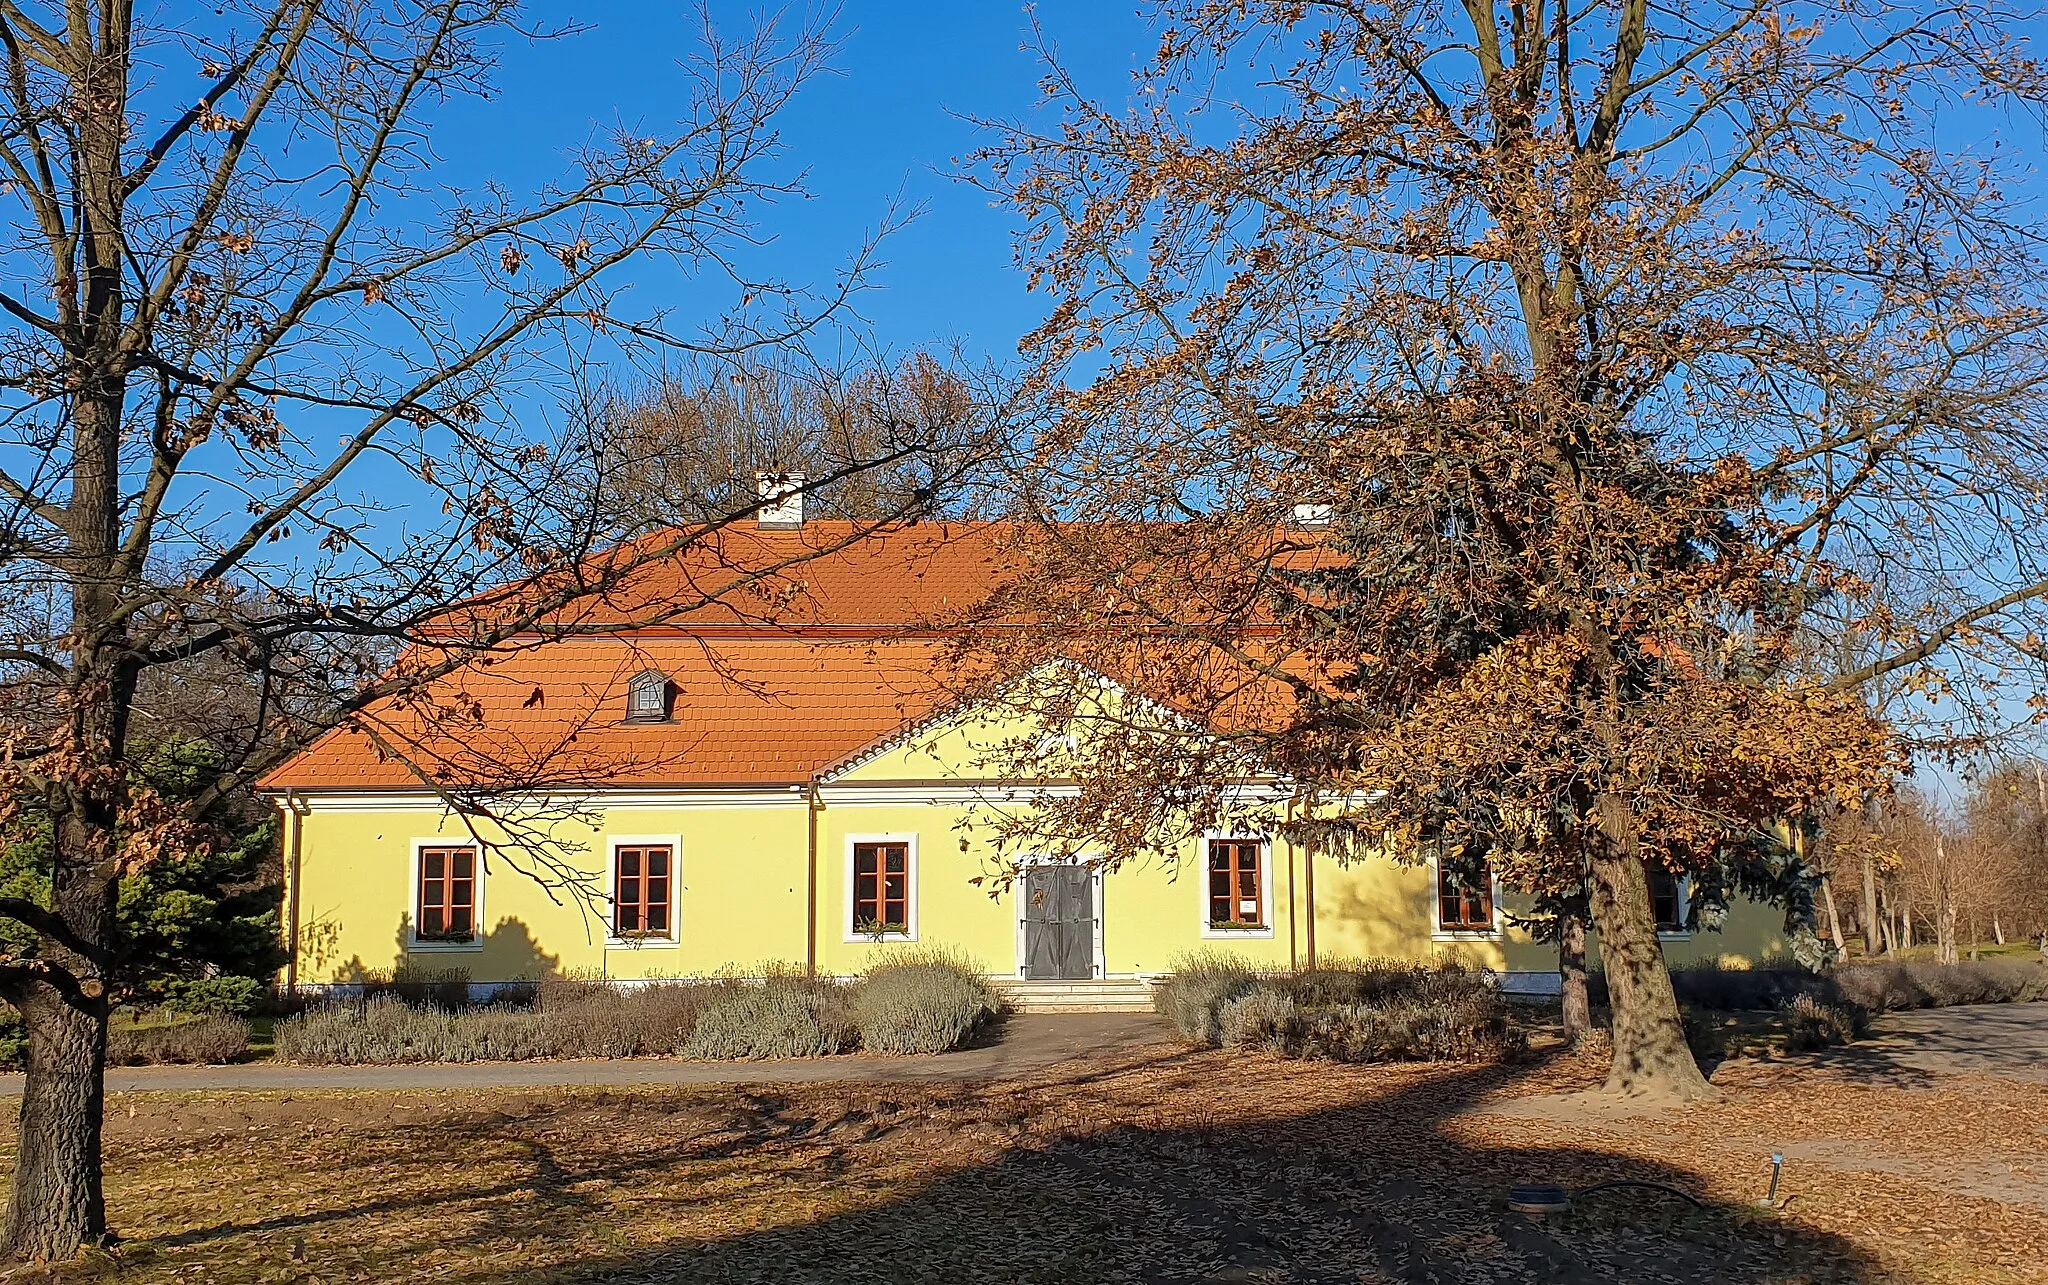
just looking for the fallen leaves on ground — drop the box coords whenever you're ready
[0,1036,2039,1283]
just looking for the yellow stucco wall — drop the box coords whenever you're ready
[282,695,1793,986]
[289,800,811,984]
[288,795,1791,986]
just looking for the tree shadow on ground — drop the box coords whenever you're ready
[115,1041,1883,1285]
[565,1054,1874,1284]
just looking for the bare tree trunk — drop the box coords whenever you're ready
[1820,876,1846,954]
[1586,794,1712,1098]
[1558,902,1591,1046]
[2,987,108,1258]
[1993,909,2005,947]
[1862,850,1882,956]
[6,672,125,1259]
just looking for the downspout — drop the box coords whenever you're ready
[1302,799,1317,969]
[281,790,308,995]
[805,780,821,977]
[1285,797,1298,971]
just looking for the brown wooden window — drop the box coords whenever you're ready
[417,846,476,940]
[614,845,673,937]
[1437,859,1493,932]
[1207,839,1264,927]
[1649,866,1684,932]
[852,842,910,934]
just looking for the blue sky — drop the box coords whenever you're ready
[428,2,1151,372]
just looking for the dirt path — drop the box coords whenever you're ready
[0,1013,1183,1095]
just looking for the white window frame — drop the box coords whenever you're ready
[843,832,919,943]
[1428,846,1504,942]
[1199,833,1276,940]
[1011,853,1106,980]
[408,837,485,952]
[624,669,672,723]
[606,834,683,948]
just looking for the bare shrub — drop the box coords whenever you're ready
[364,967,473,1010]
[1297,988,1526,1064]
[532,976,719,1058]
[1166,959,1523,1063]
[106,1016,249,1066]
[276,978,729,1064]
[1215,985,1302,1054]
[1607,957,2048,1017]
[679,974,855,1060]
[853,950,1002,1055]
[1283,958,1425,1007]
[1153,952,1260,1044]
[1831,958,2048,1011]
[1784,995,1870,1051]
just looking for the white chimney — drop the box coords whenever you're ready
[755,471,806,529]
[1292,502,1334,530]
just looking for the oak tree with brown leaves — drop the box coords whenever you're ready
[967,0,2048,1098]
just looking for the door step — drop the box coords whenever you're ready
[993,978,1158,1013]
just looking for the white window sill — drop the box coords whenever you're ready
[407,939,484,953]
[606,937,680,950]
[1432,929,1503,943]
[843,932,918,944]
[1201,925,1275,940]
[1657,930,1692,941]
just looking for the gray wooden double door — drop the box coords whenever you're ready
[1022,864,1096,980]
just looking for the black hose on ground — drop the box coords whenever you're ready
[1573,1179,1707,1208]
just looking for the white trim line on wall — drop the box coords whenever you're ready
[407,837,485,953]
[1198,831,1277,941]
[273,788,807,814]
[842,832,919,943]
[604,834,683,949]
[1426,846,1505,942]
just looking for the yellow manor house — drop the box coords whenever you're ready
[260,502,1790,1004]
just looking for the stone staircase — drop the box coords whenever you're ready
[994,977,1158,1014]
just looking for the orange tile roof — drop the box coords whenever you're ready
[260,519,1335,793]
[260,636,964,791]
[450,520,1025,634]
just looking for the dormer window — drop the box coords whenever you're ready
[625,669,673,723]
